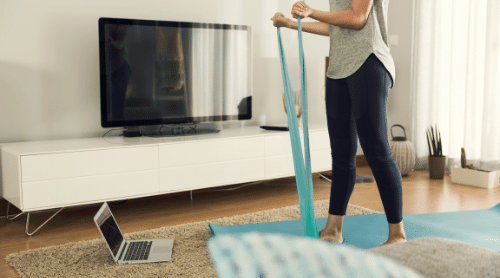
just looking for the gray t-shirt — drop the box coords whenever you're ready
[327,0,395,86]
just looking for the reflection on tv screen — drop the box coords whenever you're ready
[100,19,252,127]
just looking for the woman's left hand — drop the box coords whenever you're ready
[291,1,313,19]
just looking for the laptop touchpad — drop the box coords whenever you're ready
[153,246,169,253]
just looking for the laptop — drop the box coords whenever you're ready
[94,202,174,264]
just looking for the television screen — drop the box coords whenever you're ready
[99,17,252,128]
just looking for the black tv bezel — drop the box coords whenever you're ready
[98,17,252,128]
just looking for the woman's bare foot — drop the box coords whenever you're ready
[381,236,406,246]
[319,214,345,244]
[319,228,343,244]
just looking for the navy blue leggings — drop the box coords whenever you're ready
[325,53,403,224]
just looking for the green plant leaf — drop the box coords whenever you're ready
[438,131,442,156]
[437,138,440,156]
[430,126,437,156]
[426,129,433,156]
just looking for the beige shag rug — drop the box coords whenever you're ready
[6,200,380,277]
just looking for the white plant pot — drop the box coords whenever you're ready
[450,167,500,189]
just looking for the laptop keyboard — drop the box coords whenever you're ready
[124,241,153,261]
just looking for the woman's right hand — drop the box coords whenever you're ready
[271,12,289,28]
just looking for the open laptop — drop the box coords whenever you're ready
[94,202,174,264]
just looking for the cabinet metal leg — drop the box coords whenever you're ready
[190,190,193,201]
[5,203,64,237]
[5,203,24,221]
[318,173,332,182]
[26,208,64,237]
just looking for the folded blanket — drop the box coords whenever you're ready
[369,237,500,278]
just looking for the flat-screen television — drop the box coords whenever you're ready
[98,17,252,136]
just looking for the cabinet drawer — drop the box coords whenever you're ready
[159,158,265,192]
[265,130,330,157]
[21,146,158,182]
[159,137,265,168]
[22,170,158,211]
[265,150,331,179]
[0,149,21,209]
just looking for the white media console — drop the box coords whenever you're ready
[0,124,331,235]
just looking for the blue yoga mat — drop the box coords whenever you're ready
[209,202,500,252]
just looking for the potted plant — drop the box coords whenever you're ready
[426,125,446,179]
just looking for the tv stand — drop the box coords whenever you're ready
[0,124,331,236]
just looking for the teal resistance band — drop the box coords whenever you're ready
[277,2,318,239]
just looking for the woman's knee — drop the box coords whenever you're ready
[332,155,356,171]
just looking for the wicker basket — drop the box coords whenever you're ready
[389,125,416,176]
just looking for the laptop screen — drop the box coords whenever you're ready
[98,212,124,257]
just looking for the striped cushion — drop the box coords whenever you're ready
[208,232,425,278]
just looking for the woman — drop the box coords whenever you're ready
[271,0,406,246]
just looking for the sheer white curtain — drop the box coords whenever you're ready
[410,0,500,172]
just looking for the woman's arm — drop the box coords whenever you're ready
[271,13,329,36]
[292,0,373,30]
[287,20,330,36]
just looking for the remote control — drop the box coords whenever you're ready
[260,125,289,131]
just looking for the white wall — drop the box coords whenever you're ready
[0,0,413,149]
[386,0,414,147]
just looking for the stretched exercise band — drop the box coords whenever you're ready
[277,1,318,238]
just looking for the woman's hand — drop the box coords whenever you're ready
[291,1,313,19]
[271,12,290,28]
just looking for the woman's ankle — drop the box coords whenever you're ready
[325,214,345,232]
[388,222,406,240]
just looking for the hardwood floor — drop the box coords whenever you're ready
[1,167,499,277]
